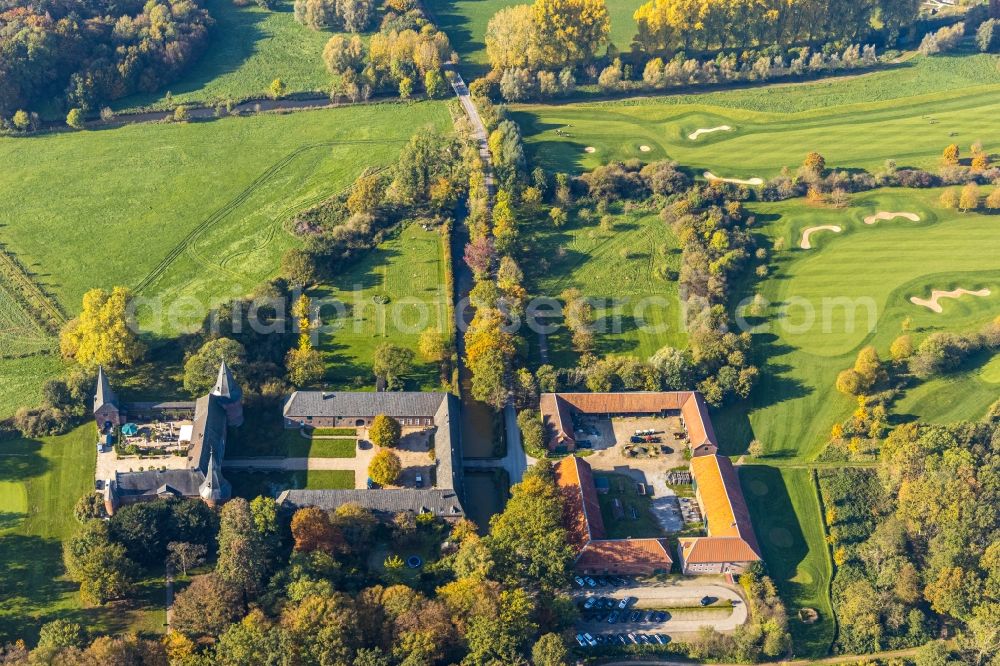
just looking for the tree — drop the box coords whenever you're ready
[63,520,138,605]
[269,78,287,99]
[66,107,85,128]
[60,287,145,368]
[372,343,414,390]
[167,541,207,576]
[347,173,382,215]
[216,609,287,666]
[517,409,545,456]
[853,345,883,389]
[291,507,344,553]
[369,414,402,448]
[286,346,325,386]
[37,620,84,650]
[399,76,414,99]
[171,573,245,638]
[418,327,446,362]
[836,369,863,396]
[532,633,569,666]
[424,69,448,99]
[485,4,540,69]
[959,182,980,212]
[173,105,190,122]
[942,143,960,165]
[977,18,1000,52]
[987,187,1000,211]
[368,449,402,486]
[216,498,268,600]
[747,439,764,457]
[532,0,610,68]
[464,235,496,278]
[549,206,567,227]
[939,188,960,209]
[74,493,106,522]
[282,247,317,286]
[12,110,30,131]
[183,337,246,395]
[802,151,826,175]
[890,334,914,360]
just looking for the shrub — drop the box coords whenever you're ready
[66,108,85,129]
[517,409,546,458]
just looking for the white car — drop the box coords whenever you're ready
[574,576,586,587]
[582,633,597,647]
[575,633,587,647]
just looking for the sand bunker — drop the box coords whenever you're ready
[584,146,596,153]
[688,125,733,140]
[639,145,651,152]
[799,225,843,249]
[703,171,764,186]
[863,211,920,225]
[910,288,991,313]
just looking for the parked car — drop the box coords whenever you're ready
[414,474,423,487]
[617,597,629,610]
[584,577,597,587]
[617,634,628,645]
[629,611,641,622]
[626,633,638,643]
[582,633,597,647]
[575,634,587,647]
[637,634,650,644]
[700,596,714,606]
[658,634,671,645]
[573,576,586,588]
[607,611,619,623]
[645,611,657,622]
[583,597,598,610]
[366,477,378,489]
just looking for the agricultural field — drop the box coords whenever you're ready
[0,102,451,416]
[425,0,645,77]
[743,187,1000,460]
[314,222,452,390]
[512,52,1000,177]
[741,466,835,659]
[0,425,163,643]
[524,208,686,367]
[114,0,339,112]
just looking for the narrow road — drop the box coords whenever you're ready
[597,645,922,666]
[165,562,174,630]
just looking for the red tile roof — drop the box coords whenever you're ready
[554,456,672,568]
[678,536,760,565]
[539,392,718,453]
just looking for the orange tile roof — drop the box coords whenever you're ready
[577,538,672,568]
[690,455,757,547]
[539,392,718,451]
[554,456,606,550]
[678,536,761,565]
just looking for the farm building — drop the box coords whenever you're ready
[282,391,449,429]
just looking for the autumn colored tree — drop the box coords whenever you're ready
[890,335,914,361]
[269,78,287,99]
[485,4,541,69]
[66,108,85,128]
[368,449,402,485]
[291,507,344,553]
[986,187,1000,211]
[532,0,610,67]
[836,368,863,396]
[418,327,446,362]
[369,414,402,448]
[959,182,980,212]
[464,235,496,279]
[60,287,145,368]
[802,151,826,175]
[941,143,960,165]
[347,172,383,215]
[939,188,959,210]
[171,573,245,637]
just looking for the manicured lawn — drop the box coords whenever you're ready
[741,465,835,660]
[0,354,65,421]
[114,0,342,111]
[524,208,686,367]
[594,473,663,539]
[311,427,357,436]
[314,222,452,390]
[289,437,357,458]
[226,410,356,458]
[0,425,164,644]
[512,52,1000,177]
[425,0,644,77]
[226,469,354,499]
[741,188,1000,460]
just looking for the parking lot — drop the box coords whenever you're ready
[572,575,748,644]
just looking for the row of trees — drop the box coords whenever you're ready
[294,0,377,32]
[0,0,213,118]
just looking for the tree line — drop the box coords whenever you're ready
[0,0,213,121]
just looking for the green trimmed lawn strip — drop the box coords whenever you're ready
[287,437,357,458]
[741,465,834,659]
[310,427,357,436]
[226,469,354,499]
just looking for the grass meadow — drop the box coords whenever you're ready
[732,188,1000,460]
[741,466,835,659]
[425,0,645,77]
[0,425,166,643]
[314,222,452,390]
[523,208,686,367]
[0,102,451,416]
[513,52,1000,177]
[115,0,341,112]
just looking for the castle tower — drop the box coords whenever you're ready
[94,366,122,429]
[198,448,230,507]
[211,360,244,427]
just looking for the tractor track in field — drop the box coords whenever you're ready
[132,141,400,295]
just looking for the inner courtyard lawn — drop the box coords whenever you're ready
[742,188,1000,460]
[314,222,452,390]
[741,466,835,659]
[225,469,354,499]
[114,0,342,112]
[512,52,1000,177]
[525,208,687,367]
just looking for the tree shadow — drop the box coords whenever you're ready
[0,438,49,483]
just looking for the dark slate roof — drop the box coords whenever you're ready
[433,394,461,494]
[276,489,464,518]
[283,391,448,419]
[114,469,205,498]
[212,360,242,402]
[199,448,231,501]
[189,394,228,473]
[124,401,197,412]
[94,366,117,410]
